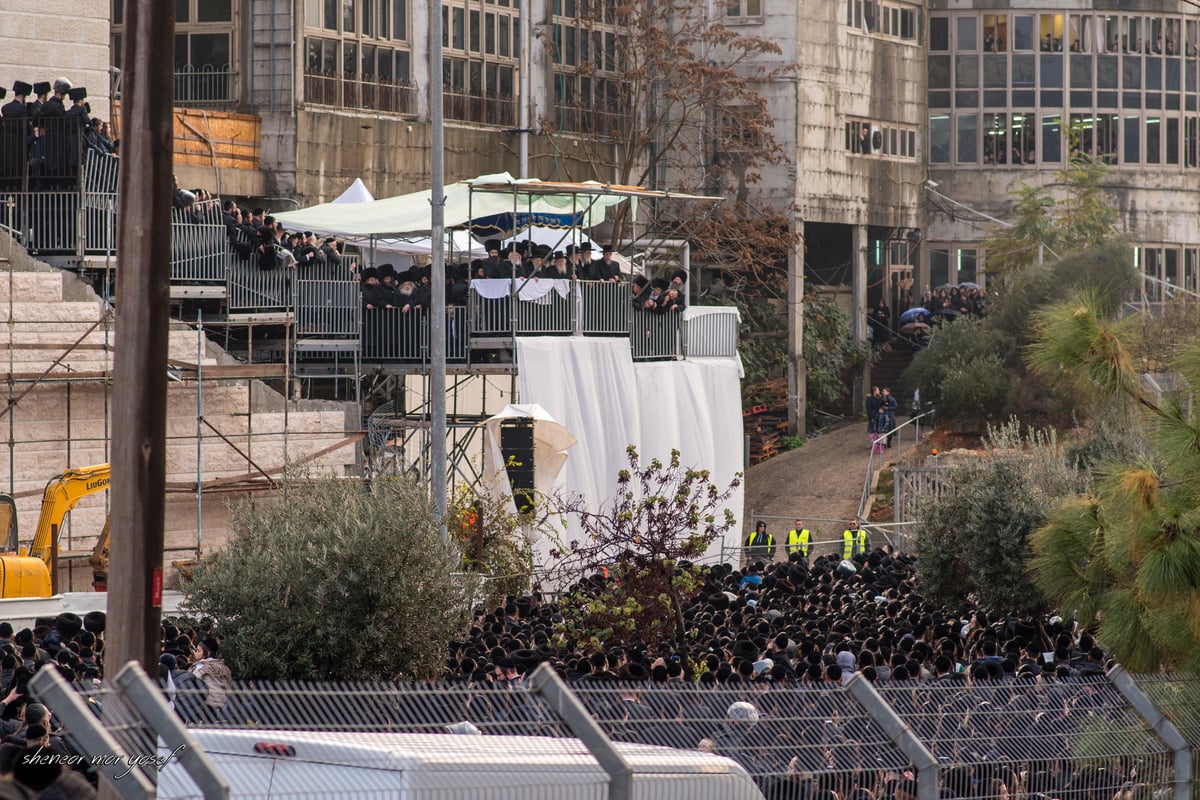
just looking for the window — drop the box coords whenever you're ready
[726,0,762,20]
[848,0,919,43]
[553,1,627,134]
[930,114,950,162]
[929,16,949,51]
[301,0,414,114]
[845,118,919,161]
[1042,114,1062,162]
[115,0,236,105]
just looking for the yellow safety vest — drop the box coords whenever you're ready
[787,528,811,557]
[747,531,774,548]
[842,528,867,559]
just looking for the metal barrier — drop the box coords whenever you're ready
[172,218,234,286]
[362,306,428,362]
[514,279,574,335]
[175,65,237,106]
[578,280,630,336]
[3,191,79,254]
[631,309,682,360]
[227,258,292,313]
[82,147,119,194]
[470,289,512,336]
[32,662,1200,800]
[892,464,950,525]
[684,307,739,357]
[296,279,361,339]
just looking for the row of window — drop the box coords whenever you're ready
[932,13,1200,57]
[929,112,1200,168]
[926,245,1200,295]
[304,0,410,40]
[845,0,921,44]
[845,120,919,160]
[442,5,519,59]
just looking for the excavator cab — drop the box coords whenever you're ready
[0,496,16,553]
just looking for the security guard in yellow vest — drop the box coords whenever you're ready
[842,520,868,560]
[745,521,775,563]
[786,520,811,558]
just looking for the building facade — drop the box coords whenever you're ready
[925,1,1200,297]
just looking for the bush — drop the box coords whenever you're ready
[915,421,1082,615]
[182,473,472,681]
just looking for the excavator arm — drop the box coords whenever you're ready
[25,464,111,563]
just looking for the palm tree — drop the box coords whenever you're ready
[1026,295,1200,671]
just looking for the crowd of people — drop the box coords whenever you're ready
[0,611,235,799]
[1,78,118,189]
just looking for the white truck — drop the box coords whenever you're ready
[156,729,767,800]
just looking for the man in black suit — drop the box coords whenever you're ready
[1,82,30,118]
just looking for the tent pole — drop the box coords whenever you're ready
[430,0,449,544]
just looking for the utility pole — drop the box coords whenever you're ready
[430,0,449,543]
[107,0,173,677]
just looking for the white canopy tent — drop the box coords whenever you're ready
[332,178,375,204]
[274,172,635,239]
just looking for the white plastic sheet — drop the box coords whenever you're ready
[471,278,570,303]
[514,337,744,575]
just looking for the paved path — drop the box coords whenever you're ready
[743,421,876,545]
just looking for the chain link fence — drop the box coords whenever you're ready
[27,665,1200,800]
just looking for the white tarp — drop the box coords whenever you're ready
[332,178,375,204]
[273,172,628,239]
[471,278,570,303]
[480,404,577,512]
[514,337,744,574]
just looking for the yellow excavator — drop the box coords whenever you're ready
[0,463,112,597]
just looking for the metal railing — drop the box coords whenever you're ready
[303,71,417,115]
[171,216,234,286]
[578,280,631,335]
[683,307,739,357]
[444,89,517,127]
[30,663,1200,800]
[630,309,683,360]
[295,278,361,340]
[227,257,292,314]
[174,64,238,106]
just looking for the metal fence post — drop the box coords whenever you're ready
[29,666,155,800]
[845,674,939,800]
[111,662,231,800]
[1107,667,1191,800]
[529,663,633,800]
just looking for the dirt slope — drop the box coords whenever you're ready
[742,421,876,543]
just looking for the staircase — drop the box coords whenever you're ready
[870,344,915,400]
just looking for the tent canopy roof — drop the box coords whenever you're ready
[274,173,721,242]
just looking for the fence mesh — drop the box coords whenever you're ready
[30,673,1200,800]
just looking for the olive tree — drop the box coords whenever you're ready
[182,473,472,681]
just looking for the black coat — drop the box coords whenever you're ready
[0,100,28,119]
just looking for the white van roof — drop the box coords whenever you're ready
[158,729,766,800]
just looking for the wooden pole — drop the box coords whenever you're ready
[107,0,173,675]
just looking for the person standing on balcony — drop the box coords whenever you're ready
[668,269,688,311]
[592,244,623,282]
[2,82,30,118]
[28,81,51,120]
[483,239,507,278]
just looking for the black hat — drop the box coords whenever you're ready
[484,239,502,253]
[552,251,565,260]
[33,81,51,96]
[534,245,552,259]
[67,87,87,102]
[579,241,593,251]
[323,236,336,244]
[83,611,105,634]
[397,268,417,284]
[378,263,396,279]
[54,613,82,640]
[650,277,669,290]
[602,243,614,253]
[671,269,688,284]
[303,230,314,237]
[361,267,379,280]
[12,81,32,96]
[625,662,650,681]
[632,274,648,289]
[565,244,577,255]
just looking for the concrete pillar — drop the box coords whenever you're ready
[852,224,869,416]
[787,222,807,437]
[852,224,868,343]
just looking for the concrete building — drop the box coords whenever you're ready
[925,1,1200,298]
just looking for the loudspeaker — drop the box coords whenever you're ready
[500,420,536,511]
